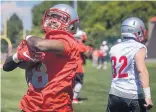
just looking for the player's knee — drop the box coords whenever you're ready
[74,83,82,92]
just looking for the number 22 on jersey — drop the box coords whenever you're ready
[111,56,128,78]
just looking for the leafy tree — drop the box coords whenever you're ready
[31,1,156,48]
[7,13,23,48]
[1,14,23,52]
[79,1,156,47]
[1,39,8,52]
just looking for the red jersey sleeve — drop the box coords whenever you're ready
[58,39,71,55]
[79,42,88,53]
[79,42,93,53]
[48,34,76,56]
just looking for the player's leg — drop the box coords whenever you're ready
[95,56,98,67]
[106,94,129,112]
[102,56,106,70]
[73,73,84,103]
[97,57,102,69]
[102,56,107,70]
[129,99,147,112]
[73,73,84,99]
[92,56,98,67]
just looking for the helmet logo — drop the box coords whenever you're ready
[121,17,147,43]
[128,28,133,33]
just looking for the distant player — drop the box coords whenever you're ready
[3,4,80,112]
[73,29,92,103]
[106,17,153,112]
[97,41,109,70]
[96,49,104,69]
[92,49,99,67]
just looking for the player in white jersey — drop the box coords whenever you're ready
[106,17,153,112]
[100,41,109,70]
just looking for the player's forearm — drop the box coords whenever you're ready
[3,55,19,71]
[135,48,151,98]
[139,68,151,98]
[26,35,64,53]
[26,35,44,52]
[139,69,150,88]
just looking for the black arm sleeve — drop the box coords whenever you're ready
[3,55,19,72]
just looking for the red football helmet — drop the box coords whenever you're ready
[42,4,79,34]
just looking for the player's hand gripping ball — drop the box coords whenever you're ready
[15,40,45,62]
[14,40,45,69]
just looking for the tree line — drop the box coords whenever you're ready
[2,1,156,52]
[31,1,156,47]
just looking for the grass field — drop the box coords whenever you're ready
[1,61,156,112]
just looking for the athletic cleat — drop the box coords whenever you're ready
[97,65,102,69]
[72,98,82,104]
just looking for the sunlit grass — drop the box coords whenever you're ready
[1,61,156,112]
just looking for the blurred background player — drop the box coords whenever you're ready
[96,49,104,69]
[3,4,81,112]
[97,41,109,70]
[92,49,99,67]
[107,17,153,112]
[73,29,92,103]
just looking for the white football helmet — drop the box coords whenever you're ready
[42,4,79,34]
[74,29,87,41]
[102,41,107,45]
[121,17,147,42]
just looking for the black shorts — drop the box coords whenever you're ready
[102,56,107,62]
[106,94,147,112]
[75,73,84,85]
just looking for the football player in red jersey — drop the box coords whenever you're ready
[92,49,99,67]
[73,29,92,103]
[3,4,80,112]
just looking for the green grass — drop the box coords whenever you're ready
[1,61,156,112]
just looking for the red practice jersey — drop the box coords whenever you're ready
[92,50,99,57]
[20,30,79,112]
[98,50,104,58]
[76,42,92,73]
